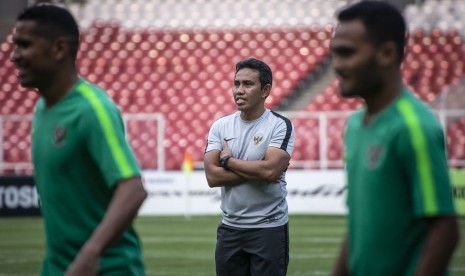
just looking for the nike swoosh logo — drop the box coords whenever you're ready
[224,138,236,142]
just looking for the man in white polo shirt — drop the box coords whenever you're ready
[204,57,295,276]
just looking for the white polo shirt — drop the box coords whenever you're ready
[205,109,295,228]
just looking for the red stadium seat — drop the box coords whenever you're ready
[1,22,464,170]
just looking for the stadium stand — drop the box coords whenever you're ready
[0,0,464,172]
[290,81,362,168]
[0,22,333,171]
[69,0,346,29]
[405,0,465,37]
[403,28,465,103]
[290,18,465,168]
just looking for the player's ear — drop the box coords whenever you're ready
[52,37,69,61]
[377,41,397,66]
[261,84,271,99]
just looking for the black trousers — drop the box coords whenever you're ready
[215,223,289,276]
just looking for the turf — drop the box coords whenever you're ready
[0,215,463,275]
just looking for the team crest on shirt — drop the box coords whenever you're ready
[367,145,383,169]
[253,133,264,145]
[53,126,67,148]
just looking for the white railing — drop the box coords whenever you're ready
[1,109,464,173]
[286,109,465,169]
[123,113,166,171]
[0,113,165,174]
[282,110,352,170]
[0,114,33,174]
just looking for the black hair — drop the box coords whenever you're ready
[235,57,273,88]
[17,4,80,61]
[337,0,406,63]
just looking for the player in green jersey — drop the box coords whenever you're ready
[11,4,147,275]
[330,1,459,276]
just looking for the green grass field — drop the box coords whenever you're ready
[0,215,464,275]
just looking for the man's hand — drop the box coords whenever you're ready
[221,139,232,158]
[65,245,100,276]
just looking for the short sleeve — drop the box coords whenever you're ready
[205,119,223,153]
[269,118,295,156]
[83,101,141,188]
[396,122,455,217]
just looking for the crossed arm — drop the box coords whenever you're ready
[204,140,291,188]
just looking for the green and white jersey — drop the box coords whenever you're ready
[32,79,145,275]
[344,89,456,276]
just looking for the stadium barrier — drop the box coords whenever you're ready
[139,169,465,216]
[0,175,40,216]
[139,170,347,216]
[451,169,465,215]
[1,169,464,217]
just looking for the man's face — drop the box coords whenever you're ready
[330,20,383,98]
[233,68,268,113]
[11,20,55,89]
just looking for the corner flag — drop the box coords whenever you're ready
[182,149,194,174]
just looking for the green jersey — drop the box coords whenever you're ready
[344,89,455,276]
[32,79,145,275]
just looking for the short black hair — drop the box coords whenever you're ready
[235,58,273,88]
[337,0,406,63]
[17,4,80,61]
